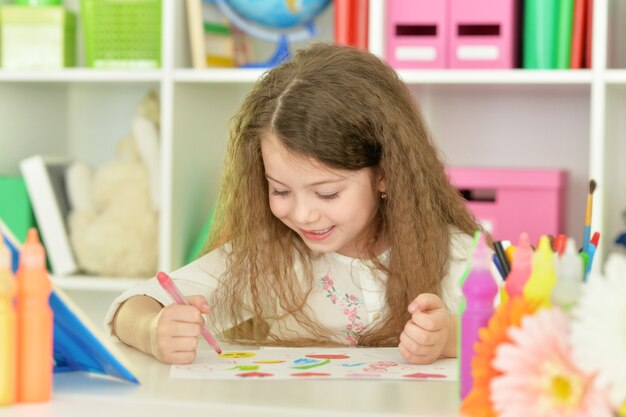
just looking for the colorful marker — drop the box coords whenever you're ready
[156,271,222,355]
[493,241,510,277]
[492,253,506,279]
[504,244,516,266]
[585,231,601,277]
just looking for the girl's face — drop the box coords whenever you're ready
[262,134,386,258]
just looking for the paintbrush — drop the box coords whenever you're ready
[582,179,596,253]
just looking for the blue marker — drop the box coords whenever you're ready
[492,253,506,279]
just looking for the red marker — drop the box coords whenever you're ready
[156,271,222,355]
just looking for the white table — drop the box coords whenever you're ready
[0,343,462,417]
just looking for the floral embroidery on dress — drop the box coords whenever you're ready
[320,275,367,345]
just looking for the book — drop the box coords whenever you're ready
[334,0,369,50]
[50,287,139,383]
[570,0,587,68]
[0,176,37,244]
[584,0,593,68]
[186,0,249,68]
[0,222,139,384]
[185,206,215,264]
[19,155,78,276]
[186,0,208,68]
[523,0,560,69]
[556,0,575,69]
[0,217,21,274]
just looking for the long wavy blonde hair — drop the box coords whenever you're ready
[206,43,479,346]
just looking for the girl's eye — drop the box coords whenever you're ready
[271,189,290,197]
[317,193,339,201]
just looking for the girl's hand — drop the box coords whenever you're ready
[398,293,454,364]
[151,295,212,364]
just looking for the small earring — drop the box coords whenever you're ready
[380,192,387,200]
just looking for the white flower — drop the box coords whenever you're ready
[570,253,626,408]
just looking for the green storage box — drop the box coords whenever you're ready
[0,5,76,69]
[81,0,162,69]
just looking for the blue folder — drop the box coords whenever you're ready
[1,220,139,384]
[49,290,139,383]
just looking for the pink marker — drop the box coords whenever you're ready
[156,271,222,355]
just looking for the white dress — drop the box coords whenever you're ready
[104,230,478,345]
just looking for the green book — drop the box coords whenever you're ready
[0,176,36,243]
[185,206,216,264]
[523,0,560,69]
[556,0,575,68]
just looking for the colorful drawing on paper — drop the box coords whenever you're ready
[170,348,457,381]
[219,351,256,359]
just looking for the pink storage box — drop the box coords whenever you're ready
[448,0,517,68]
[386,0,448,69]
[447,168,568,243]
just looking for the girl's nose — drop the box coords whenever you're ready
[293,198,320,224]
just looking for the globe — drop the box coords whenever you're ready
[225,0,331,29]
[214,0,332,67]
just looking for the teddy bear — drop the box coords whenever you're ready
[65,91,160,277]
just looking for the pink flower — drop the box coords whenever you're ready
[330,294,337,302]
[354,323,366,332]
[322,275,334,291]
[490,308,612,417]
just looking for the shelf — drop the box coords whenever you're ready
[173,68,266,83]
[397,69,594,85]
[605,70,626,84]
[53,275,146,292]
[0,69,163,83]
[172,68,596,85]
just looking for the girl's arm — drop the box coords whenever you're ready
[113,293,213,364]
[105,245,232,362]
[112,295,163,357]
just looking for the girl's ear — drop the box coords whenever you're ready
[376,169,386,193]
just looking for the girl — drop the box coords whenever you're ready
[107,43,480,365]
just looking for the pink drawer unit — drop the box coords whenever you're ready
[385,0,449,69]
[448,0,518,68]
[447,168,568,243]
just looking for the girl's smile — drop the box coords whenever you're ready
[300,226,336,241]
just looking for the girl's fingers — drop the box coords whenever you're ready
[186,295,212,314]
[161,304,204,324]
[166,336,200,352]
[162,349,197,365]
[402,321,440,347]
[398,343,436,365]
[158,321,202,338]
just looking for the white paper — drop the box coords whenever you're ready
[170,347,458,381]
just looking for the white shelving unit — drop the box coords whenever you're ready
[0,0,624,325]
